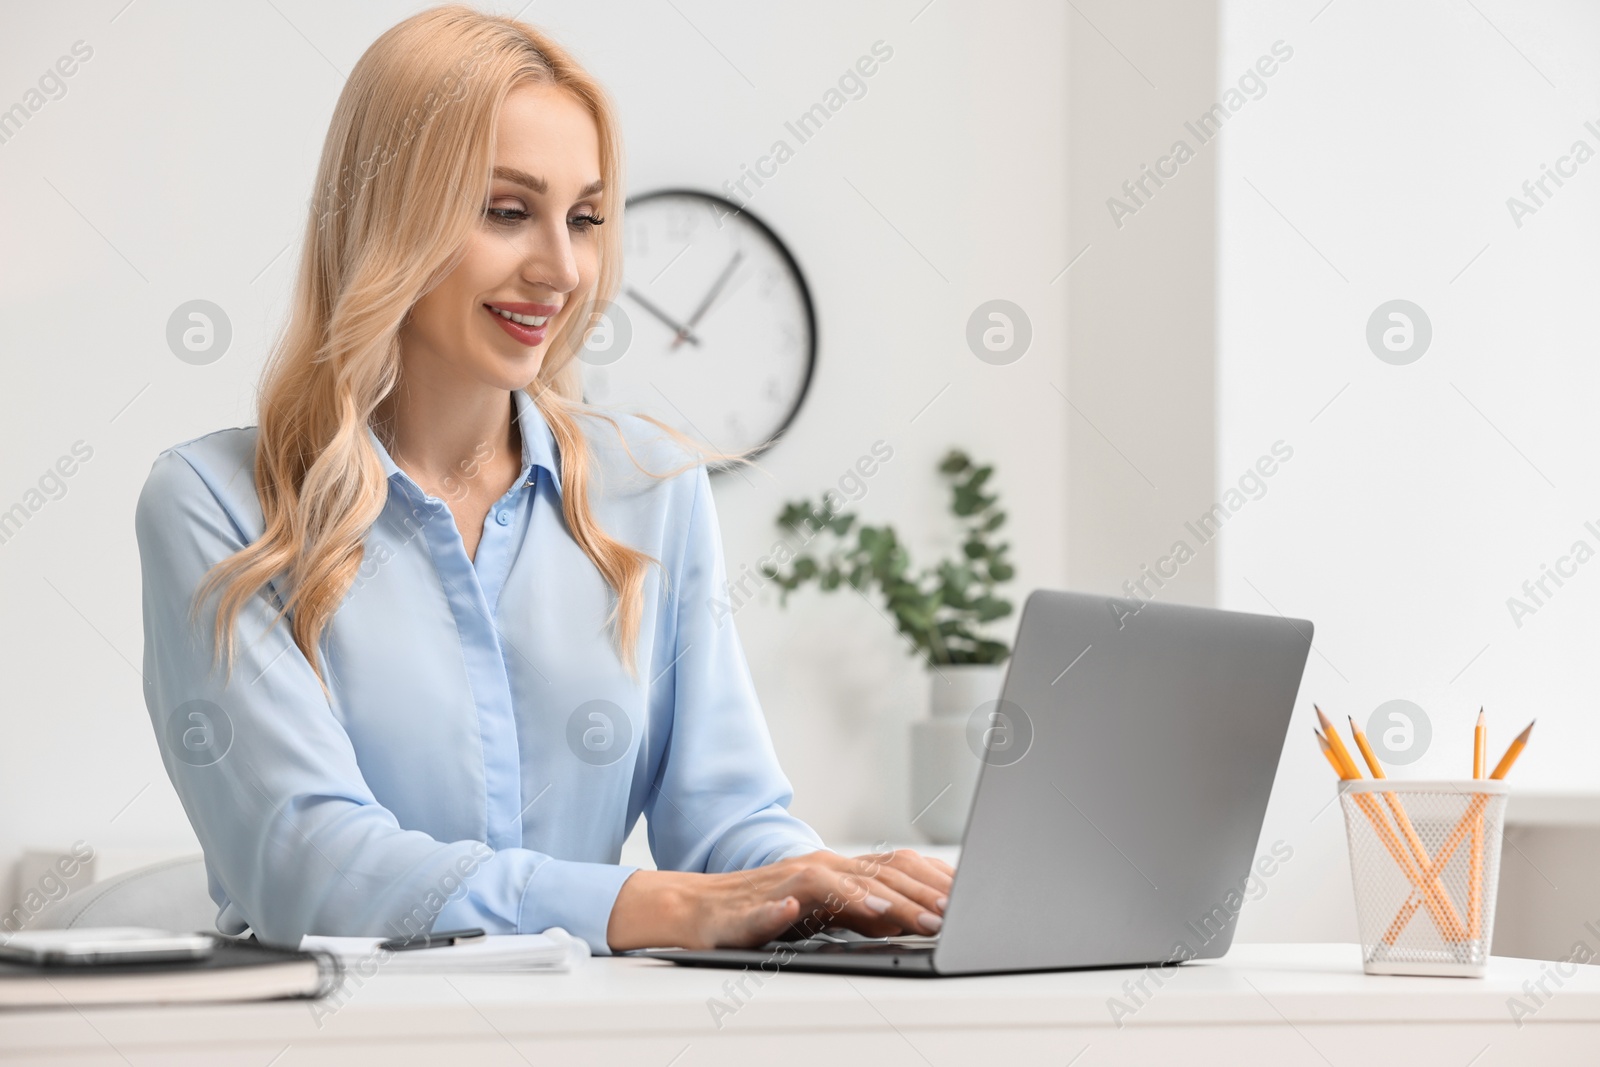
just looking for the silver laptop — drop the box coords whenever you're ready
[634,588,1313,976]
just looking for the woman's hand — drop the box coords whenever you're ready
[606,848,956,951]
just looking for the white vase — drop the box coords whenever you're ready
[910,663,1005,845]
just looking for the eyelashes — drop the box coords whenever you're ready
[485,207,606,230]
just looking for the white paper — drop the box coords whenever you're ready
[298,929,589,973]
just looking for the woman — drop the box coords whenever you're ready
[135,5,952,954]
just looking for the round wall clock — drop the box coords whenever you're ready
[577,188,817,470]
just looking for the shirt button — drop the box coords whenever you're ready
[496,510,511,526]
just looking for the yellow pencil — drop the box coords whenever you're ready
[1489,720,1535,780]
[1348,716,1386,779]
[1470,708,1486,941]
[1316,730,1348,778]
[1473,708,1486,779]
[1315,705,1362,779]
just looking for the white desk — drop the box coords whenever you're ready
[3,943,1597,1065]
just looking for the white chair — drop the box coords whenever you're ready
[30,854,220,933]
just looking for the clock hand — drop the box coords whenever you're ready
[669,250,745,350]
[623,287,701,346]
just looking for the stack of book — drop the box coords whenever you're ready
[0,928,335,1009]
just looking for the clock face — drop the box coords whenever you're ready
[577,189,816,468]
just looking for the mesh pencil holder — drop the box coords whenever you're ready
[1337,779,1507,977]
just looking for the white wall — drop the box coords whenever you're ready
[1067,0,1221,609]
[0,0,1068,902]
[1220,0,1600,943]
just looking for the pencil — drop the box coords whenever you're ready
[1489,720,1535,780]
[1348,716,1386,779]
[1470,816,1484,939]
[1315,705,1362,779]
[1473,708,1486,779]
[1315,730,1347,777]
[1470,709,1485,941]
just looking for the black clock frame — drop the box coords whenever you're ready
[604,187,819,471]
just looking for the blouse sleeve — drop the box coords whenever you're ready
[137,450,636,951]
[642,464,828,872]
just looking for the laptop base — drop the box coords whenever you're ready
[630,940,1186,978]
[632,940,940,975]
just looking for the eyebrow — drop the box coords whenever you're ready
[493,165,604,199]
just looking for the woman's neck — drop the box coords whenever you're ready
[375,375,523,491]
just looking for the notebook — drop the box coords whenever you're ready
[0,935,335,1009]
[299,929,589,973]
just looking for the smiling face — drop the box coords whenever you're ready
[398,80,606,392]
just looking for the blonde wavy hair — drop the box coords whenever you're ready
[194,5,748,694]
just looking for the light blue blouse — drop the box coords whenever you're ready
[135,387,825,953]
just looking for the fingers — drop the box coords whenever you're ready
[731,851,956,941]
[847,849,954,906]
[872,864,948,917]
[700,865,892,946]
[884,850,956,893]
[713,895,800,950]
[749,895,803,946]
[847,875,942,935]
[853,846,953,877]
[817,864,943,936]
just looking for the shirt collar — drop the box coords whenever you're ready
[366,388,563,499]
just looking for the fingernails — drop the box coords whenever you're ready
[918,912,943,933]
[865,894,893,914]
[936,896,949,911]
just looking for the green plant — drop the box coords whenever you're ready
[760,450,1015,667]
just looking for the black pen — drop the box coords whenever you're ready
[377,927,487,952]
